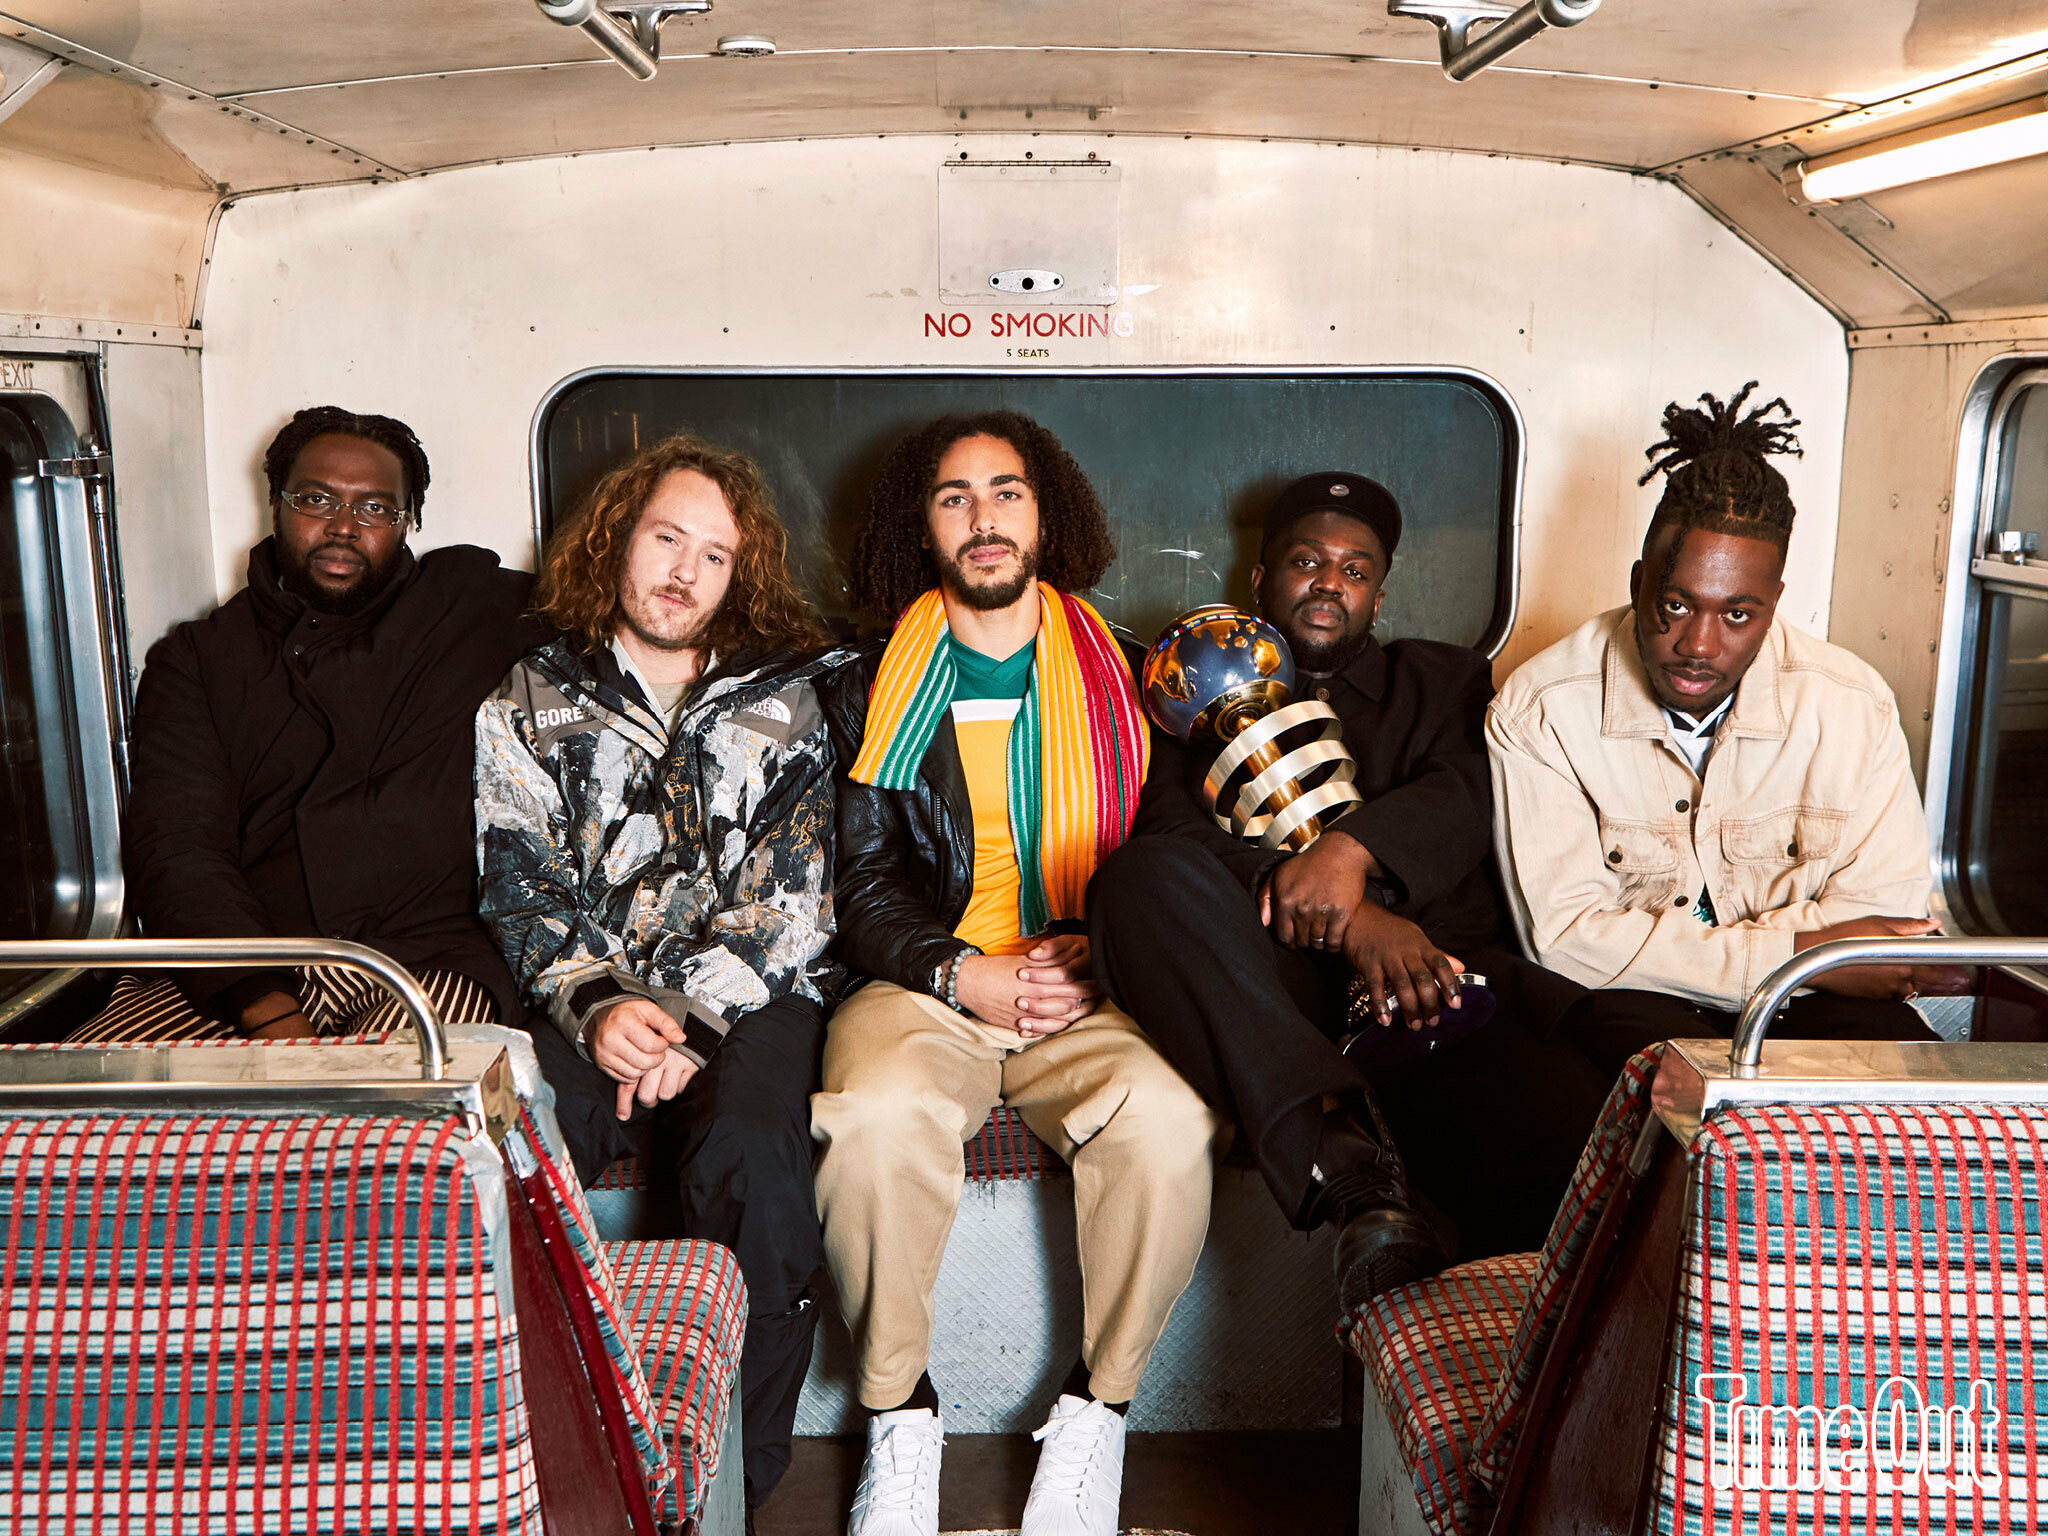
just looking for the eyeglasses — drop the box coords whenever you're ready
[279,489,409,528]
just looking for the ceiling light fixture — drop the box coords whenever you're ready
[1798,96,2048,202]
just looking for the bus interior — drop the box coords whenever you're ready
[4,3,2048,1533]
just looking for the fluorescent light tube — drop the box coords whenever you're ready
[1799,97,2048,202]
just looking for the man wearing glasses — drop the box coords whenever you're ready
[90,406,546,1044]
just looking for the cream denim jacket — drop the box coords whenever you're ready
[1486,608,1932,1011]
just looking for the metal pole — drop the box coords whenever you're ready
[534,0,658,81]
[1443,0,1601,82]
[0,939,449,1080]
[1732,937,2048,1071]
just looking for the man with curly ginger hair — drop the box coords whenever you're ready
[815,411,1222,1536]
[94,406,546,1045]
[474,433,843,1514]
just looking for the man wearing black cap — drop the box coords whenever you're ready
[1089,472,1610,1304]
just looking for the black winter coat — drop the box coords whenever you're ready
[124,538,549,1022]
[1133,634,1506,954]
[819,635,1169,996]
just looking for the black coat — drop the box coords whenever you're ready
[124,538,550,1022]
[1132,634,1505,954]
[819,635,1168,996]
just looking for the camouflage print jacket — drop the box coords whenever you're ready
[475,637,845,1060]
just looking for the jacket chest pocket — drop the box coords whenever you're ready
[1721,807,1845,905]
[1597,815,1684,910]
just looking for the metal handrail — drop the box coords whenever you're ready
[1732,936,2048,1071]
[0,939,448,1081]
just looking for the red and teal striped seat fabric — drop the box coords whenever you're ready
[507,1108,747,1526]
[605,1240,750,1526]
[0,1111,541,1535]
[1648,1102,2048,1536]
[1343,1046,1666,1536]
[1354,1253,1541,1535]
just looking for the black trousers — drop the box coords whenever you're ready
[1089,836,1613,1258]
[1560,986,1938,1079]
[529,996,827,1504]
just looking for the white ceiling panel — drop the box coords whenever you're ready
[0,68,389,189]
[246,49,1826,176]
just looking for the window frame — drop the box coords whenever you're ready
[0,358,127,1021]
[1927,357,2048,980]
[526,364,1528,659]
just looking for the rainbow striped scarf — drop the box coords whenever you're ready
[850,583,1150,934]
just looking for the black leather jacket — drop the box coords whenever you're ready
[819,635,1162,996]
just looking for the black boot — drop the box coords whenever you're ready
[1304,1101,1452,1316]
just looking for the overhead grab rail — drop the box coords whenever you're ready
[534,0,709,81]
[1732,936,2048,1071]
[1388,0,1602,82]
[0,938,449,1080]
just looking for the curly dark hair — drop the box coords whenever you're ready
[263,406,431,528]
[1638,381,1803,561]
[846,410,1118,622]
[533,433,826,659]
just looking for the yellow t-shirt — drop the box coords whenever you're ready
[951,697,1033,955]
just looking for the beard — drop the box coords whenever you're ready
[936,536,1040,612]
[1279,596,1373,677]
[619,577,716,652]
[276,539,404,617]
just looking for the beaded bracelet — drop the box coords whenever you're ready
[943,948,978,1013]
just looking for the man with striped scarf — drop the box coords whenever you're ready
[814,412,1223,1536]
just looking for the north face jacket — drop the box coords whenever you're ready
[475,636,845,1060]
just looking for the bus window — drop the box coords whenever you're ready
[533,369,1523,655]
[1955,371,2048,937]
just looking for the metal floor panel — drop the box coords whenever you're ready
[792,1167,1341,1435]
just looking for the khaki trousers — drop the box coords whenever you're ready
[811,980,1223,1408]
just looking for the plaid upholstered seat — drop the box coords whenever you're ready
[1646,1101,2048,1536]
[1344,1046,1666,1536]
[0,1109,544,1535]
[507,1105,749,1528]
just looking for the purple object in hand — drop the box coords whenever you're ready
[1341,975,1497,1068]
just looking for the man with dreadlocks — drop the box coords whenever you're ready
[92,405,546,1044]
[814,411,1221,1536]
[1489,384,1966,1074]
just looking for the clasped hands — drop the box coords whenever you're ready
[955,934,1101,1039]
[1261,834,1463,1030]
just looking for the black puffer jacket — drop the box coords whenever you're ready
[124,538,549,1022]
[819,635,1165,995]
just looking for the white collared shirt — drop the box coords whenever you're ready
[1663,692,1734,778]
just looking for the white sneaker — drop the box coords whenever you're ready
[1020,1395,1126,1536]
[846,1407,944,1536]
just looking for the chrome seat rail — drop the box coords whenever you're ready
[0,937,449,1078]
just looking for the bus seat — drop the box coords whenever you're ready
[0,1102,549,1535]
[1345,1047,1665,1536]
[1351,1033,2048,1536]
[507,1098,748,1530]
[0,1026,750,1536]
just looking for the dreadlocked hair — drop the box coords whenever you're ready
[847,410,1118,623]
[1638,381,1803,561]
[533,433,827,659]
[263,406,431,528]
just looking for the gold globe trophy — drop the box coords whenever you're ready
[1141,605,1362,850]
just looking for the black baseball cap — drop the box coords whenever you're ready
[1261,472,1402,562]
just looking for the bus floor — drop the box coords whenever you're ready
[763,1429,1360,1535]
